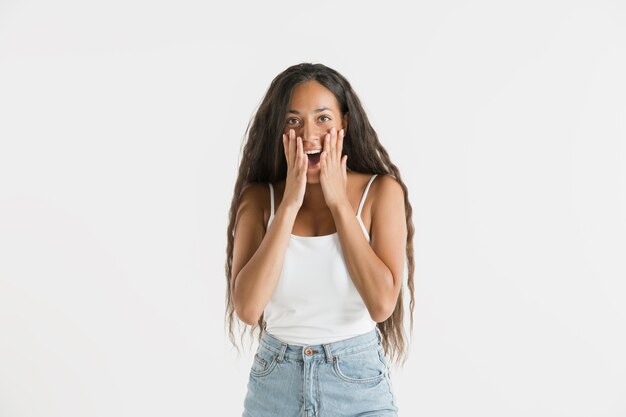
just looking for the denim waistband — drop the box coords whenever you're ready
[259,327,382,363]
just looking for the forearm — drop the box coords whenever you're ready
[233,205,298,324]
[331,203,395,322]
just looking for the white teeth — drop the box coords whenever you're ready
[305,149,322,155]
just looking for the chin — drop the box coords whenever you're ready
[306,173,321,184]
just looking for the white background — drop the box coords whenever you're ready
[1,0,625,416]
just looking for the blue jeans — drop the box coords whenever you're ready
[242,327,399,417]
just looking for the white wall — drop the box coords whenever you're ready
[1,1,625,416]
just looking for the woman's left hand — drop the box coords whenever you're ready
[320,127,349,211]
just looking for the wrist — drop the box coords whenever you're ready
[329,200,352,217]
[276,203,300,220]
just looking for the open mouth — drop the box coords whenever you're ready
[307,152,321,165]
[305,149,322,167]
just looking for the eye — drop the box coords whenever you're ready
[320,115,331,122]
[286,118,300,125]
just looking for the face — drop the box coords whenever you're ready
[284,80,348,182]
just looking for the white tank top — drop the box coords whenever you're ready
[263,174,379,345]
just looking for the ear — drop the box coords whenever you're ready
[342,112,349,134]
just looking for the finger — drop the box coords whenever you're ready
[323,132,330,158]
[324,130,332,164]
[330,126,337,157]
[320,144,326,174]
[296,136,304,172]
[288,129,296,167]
[338,128,344,157]
[282,133,288,163]
[301,138,308,173]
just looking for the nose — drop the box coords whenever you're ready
[301,121,321,144]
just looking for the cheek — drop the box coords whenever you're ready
[326,123,341,135]
[285,124,303,132]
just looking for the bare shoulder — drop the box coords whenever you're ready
[236,182,270,231]
[348,171,383,195]
[370,174,406,230]
[231,182,270,283]
[239,182,269,205]
[371,174,405,206]
[369,174,407,259]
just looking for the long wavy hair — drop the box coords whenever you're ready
[225,63,415,365]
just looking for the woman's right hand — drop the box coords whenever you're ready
[281,129,307,210]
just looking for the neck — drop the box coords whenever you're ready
[302,182,328,210]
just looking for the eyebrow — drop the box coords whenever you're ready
[287,107,333,115]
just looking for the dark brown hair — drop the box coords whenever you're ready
[225,63,415,365]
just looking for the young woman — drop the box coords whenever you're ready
[225,63,415,416]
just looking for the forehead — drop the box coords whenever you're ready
[288,80,340,111]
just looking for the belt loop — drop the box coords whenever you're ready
[277,342,287,363]
[322,343,334,364]
[375,326,383,343]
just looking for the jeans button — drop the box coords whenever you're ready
[304,348,313,356]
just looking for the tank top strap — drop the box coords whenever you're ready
[356,174,378,241]
[268,183,275,228]
[357,174,378,219]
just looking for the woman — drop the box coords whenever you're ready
[225,63,415,416]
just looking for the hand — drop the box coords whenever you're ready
[281,129,307,210]
[319,126,349,211]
